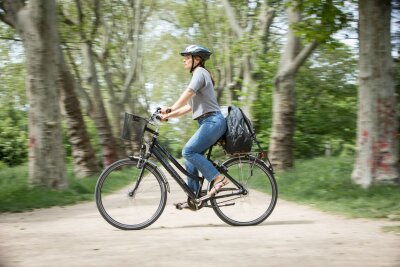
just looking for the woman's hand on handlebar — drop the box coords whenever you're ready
[160,107,172,114]
[157,107,171,122]
[159,114,169,122]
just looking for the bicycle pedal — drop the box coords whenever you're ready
[175,202,197,211]
[175,203,183,210]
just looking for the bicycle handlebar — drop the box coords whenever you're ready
[152,107,171,122]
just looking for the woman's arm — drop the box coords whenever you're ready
[160,88,194,120]
[163,104,191,120]
[168,88,194,112]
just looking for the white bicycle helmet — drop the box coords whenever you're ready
[180,45,212,61]
[180,45,212,72]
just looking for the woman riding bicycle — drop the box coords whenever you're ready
[160,45,228,199]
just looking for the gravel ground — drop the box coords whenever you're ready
[0,176,399,267]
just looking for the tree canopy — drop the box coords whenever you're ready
[0,0,398,188]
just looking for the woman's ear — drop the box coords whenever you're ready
[193,56,202,64]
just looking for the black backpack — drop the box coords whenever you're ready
[222,106,255,154]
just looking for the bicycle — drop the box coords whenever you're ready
[95,109,278,230]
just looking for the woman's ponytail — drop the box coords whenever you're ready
[200,61,215,86]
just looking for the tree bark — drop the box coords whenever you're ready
[82,41,120,167]
[352,0,399,187]
[69,0,121,166]
[58,49,100,177]
[1,0,67,188]
[268,2,318,170]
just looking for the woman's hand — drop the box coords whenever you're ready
[159,104,191,122]
[159,107,171,122]
[160,107,172,114]
[159,113,169,122]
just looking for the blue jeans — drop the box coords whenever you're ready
[182,112,227,194]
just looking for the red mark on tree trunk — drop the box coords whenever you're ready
[380,142,389,150]
[28,136,36,149]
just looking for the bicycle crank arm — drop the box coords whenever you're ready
[196,194,211,203]
[195,189,244,204]
[205,203,235,208]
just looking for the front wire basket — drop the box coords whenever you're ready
[121,113,148,147]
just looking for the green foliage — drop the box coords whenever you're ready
[294,46,357,158]
[290,0,352,43]
[276,156,400,219]
[253,44,357,158]
[0,44,28,166]
[0,117,27,166]
[253,48,280,149]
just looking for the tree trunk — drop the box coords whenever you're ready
[59,49,100,177]
[82,42,119,166]
[352,0,399,187]
[268,2,318,170]
[1,0,67,188]
[269,73,296,169]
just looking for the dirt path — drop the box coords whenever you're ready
[0,177,399,267]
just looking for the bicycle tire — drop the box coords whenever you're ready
[95,157,167,230]
[210,155,277,226]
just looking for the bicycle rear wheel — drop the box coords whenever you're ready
[210,155,277,226]
[95,158,167,230]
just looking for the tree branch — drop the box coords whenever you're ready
[220,0,243,37]
[90,0,100,39]
[290,40,318,73]
[258,1,275,53]
[0,36,21,41]
[64,42,93,114]
[141,0,155,23]
[58,7,77,26]
[122,0,142,102]
[74,0,85,40]
[0,0,25,28]
[157,13,180,29]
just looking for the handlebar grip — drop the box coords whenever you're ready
[155,115,168,122]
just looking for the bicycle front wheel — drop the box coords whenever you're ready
[95,158,167,230]
[210,156,277,226]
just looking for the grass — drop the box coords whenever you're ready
[275,156,400,221]
[0,164,99,212]
[0,156,399,229]
[0,162,142,213]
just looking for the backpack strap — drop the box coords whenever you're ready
[238,107,256,138]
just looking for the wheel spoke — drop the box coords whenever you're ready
[95,158,167,230]
[211,156,277,226]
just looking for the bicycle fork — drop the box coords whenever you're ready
[127,158,147,198]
